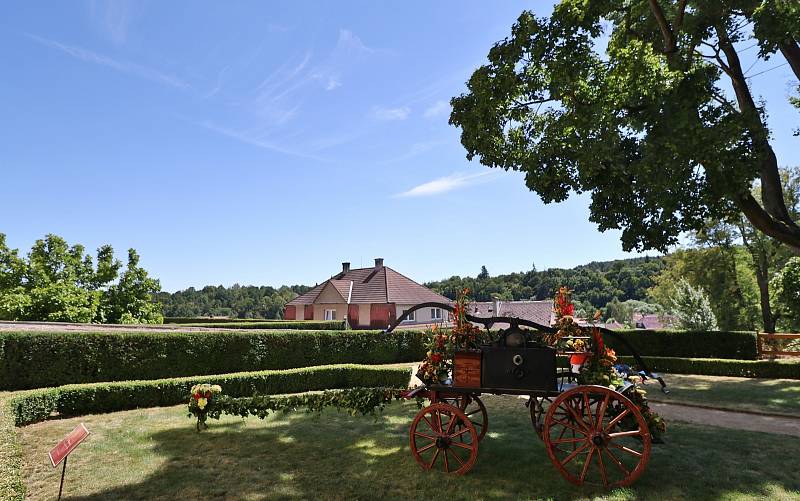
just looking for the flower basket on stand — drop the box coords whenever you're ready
[453,350,481,387]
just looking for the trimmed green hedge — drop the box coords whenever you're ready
[0,330,424,390]
[8,364,411,427]
[181,321,346,330]
[165,317,346,329]
[604,330,758,360]
[618,356,800,379]
[0,398,24,500]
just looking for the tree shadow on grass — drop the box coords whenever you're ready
[66,399,800,500]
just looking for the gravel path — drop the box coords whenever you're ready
[650,401,800,437]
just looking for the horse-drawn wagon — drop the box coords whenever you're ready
[386,292,668,488]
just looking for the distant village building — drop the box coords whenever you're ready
[283,259,451,329]
[632,312,677,330]
[470,299,555,329]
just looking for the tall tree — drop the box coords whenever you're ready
[771,256,800,332]
[451,1,800,253]
[478,265,490,280]
[670,278,719,331]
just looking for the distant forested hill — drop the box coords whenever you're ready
[425,256,666,310]
[158,256,664,319]
[157,284,311,319]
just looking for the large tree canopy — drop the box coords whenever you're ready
[451,0,800,253]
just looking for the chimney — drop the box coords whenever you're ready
[342,262,350,273]
[374,257,384,268]
[493,297,501,317]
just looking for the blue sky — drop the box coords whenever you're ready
[1,1,798,292]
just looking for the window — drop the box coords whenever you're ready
[324,309,337,321]
[402,309,416,322]
[431,308,442,320]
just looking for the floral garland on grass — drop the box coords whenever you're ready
[188,386,406,431]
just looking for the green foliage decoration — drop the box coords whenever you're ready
[7,364,411,427]
[189,386,406,431]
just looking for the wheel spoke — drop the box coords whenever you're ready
[604,408,630,432]
[596,394,610,429]
[608,441,643,457]
[443,447,450,472]
[449,448,465,466]
[579,447,595,483]
[604,448,630,476]
[560,441,590,466]
[434,410,443,434]
[609,429,643,439]
[421,415,435,432]
[551,417,587,436]
[451,427,471,439]
[551,436,586,445]
[583,391,593,429]
[564,399,590,432]
[450,440,474,450]
[414,431,436,441]
[417,442,437,454]
[428,448,441,469]
[445,414,458,435]
[596,445,609,487]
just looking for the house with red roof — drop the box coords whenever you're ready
[283,258,452,329]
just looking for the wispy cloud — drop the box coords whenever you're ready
[423,100,450,119]
[394,171,496,198]
[88,0,136,45]
[197,120,328,162]
[372,106,410,121]
[26,34,188,89]
[378,141,443,164]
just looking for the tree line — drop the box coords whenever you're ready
[156,283,311,319]
[0,233,162,324]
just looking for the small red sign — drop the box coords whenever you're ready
[49,423,90,467]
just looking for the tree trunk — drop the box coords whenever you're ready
[754,263,776,333]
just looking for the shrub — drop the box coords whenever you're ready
[0,330,425,390]
[0,399,24,500]
[618,356,800,379]
[8,364,411,427]
[180,321,346,330]
[164,318,346,330]
[604,330,758,360]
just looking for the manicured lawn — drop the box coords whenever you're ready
[18,396,800,500]
[648,374,800,416]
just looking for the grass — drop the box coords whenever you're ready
[648,374,800,416]
[18,395,800,501]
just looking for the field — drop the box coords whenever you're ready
[18,394,800,501]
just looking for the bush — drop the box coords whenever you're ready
[618,356,800,379]
[165,318,346,330]
[0,329,424,391]
[0,399,24,500]
[604,330,758,360]
[180,321,346,330]
[8,364,411,427]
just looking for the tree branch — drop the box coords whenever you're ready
[647,0,677,56]
[779,38,800,81]
[736,193,800,254]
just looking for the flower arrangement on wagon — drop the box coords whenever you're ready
[416,288,488,384]
[547,287,666,441]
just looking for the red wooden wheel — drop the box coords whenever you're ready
[529,396,551,440]
[442,394,488,442]
[543,385,651,488]
[409,402,479,475]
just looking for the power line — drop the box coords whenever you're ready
[746,62,789,79]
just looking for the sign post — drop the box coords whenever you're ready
[49,423,90,501]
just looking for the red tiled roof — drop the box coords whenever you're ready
[632,313,676,329]
[470,300,554,327]
[287,265,451,306]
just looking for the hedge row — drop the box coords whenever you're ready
[181,321,346,330]
[604,330,758,360]
[618,356,800,379]
[0,399,23,500]
[0,330,424,390]
[8,364,411,427]
[165,317,346,329]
